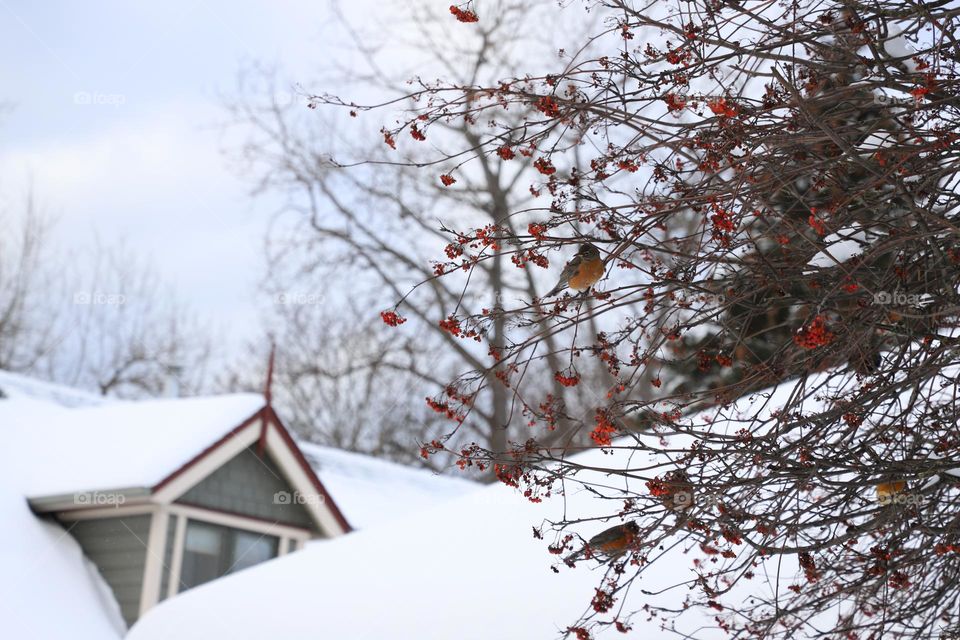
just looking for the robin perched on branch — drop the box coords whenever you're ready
[564,521,640,563]
[543,243,604,298]
[659,470,696,512]
[875,480,907,503]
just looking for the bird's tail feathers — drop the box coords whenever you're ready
[543,280,567,298]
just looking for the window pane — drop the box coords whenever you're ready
[180,522,225,590]
[176,521,280,594]
[229,530,278,573]
[184,524,222,554]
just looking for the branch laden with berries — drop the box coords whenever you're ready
[231,0,625,471]
[309,0,960,637]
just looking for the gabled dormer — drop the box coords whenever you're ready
[26,397,350,628]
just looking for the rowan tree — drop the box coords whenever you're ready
[309,0,960,637]
[226,0,654,471]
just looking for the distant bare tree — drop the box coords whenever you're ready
[0,192,62,371]
[0,193,213,398]
[225,0,656,472]
[222,302,450,467]
[49,240,213,398]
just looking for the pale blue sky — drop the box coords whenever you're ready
[0,0,340,351]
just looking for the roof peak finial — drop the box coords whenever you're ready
[264,341,276,408]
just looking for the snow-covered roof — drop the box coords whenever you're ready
[2,388,265,498]
[0,372,125,639]
[0,369,269,499]
[298,442,479,529]
[127,380,829,640]
[0,369,106,408]
[127,452,741,640]
[0,372,269,640]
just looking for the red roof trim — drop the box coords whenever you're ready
[152,408,265,494]
[151,405,353,534]
[263,405,353,533]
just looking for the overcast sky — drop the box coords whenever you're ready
[0,0,345,353]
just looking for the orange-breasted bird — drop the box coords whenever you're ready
[565,521,640,563]
[875,480,907,503]
[543,243,604,298]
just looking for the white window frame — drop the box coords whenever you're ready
[160,505,310,600]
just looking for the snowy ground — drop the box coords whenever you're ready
[134,359,960,638]
[298,442,479,530]
[126,455,777,640]
[127,381,842,640]
[20,364,949,639]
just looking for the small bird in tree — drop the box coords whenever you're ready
[850,347,883,375]
[565,521,640,564]
[876,480,907,504]
[543,243,604,298]
[625,409,664,433]
[659,470,696,512]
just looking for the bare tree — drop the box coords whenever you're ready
[48,240,213,398]
[225,0,643,471]
[0,191,63,371]
[0,194,213,398]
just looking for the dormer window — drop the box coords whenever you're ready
[23,397,351,628]
[180,520,279,590]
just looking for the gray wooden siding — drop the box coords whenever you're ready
[68,514,151,628]
[177,445,314,528]
[158,514,177,601]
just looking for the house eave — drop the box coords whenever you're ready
[25,406,351,536]
[28,486,153,514]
